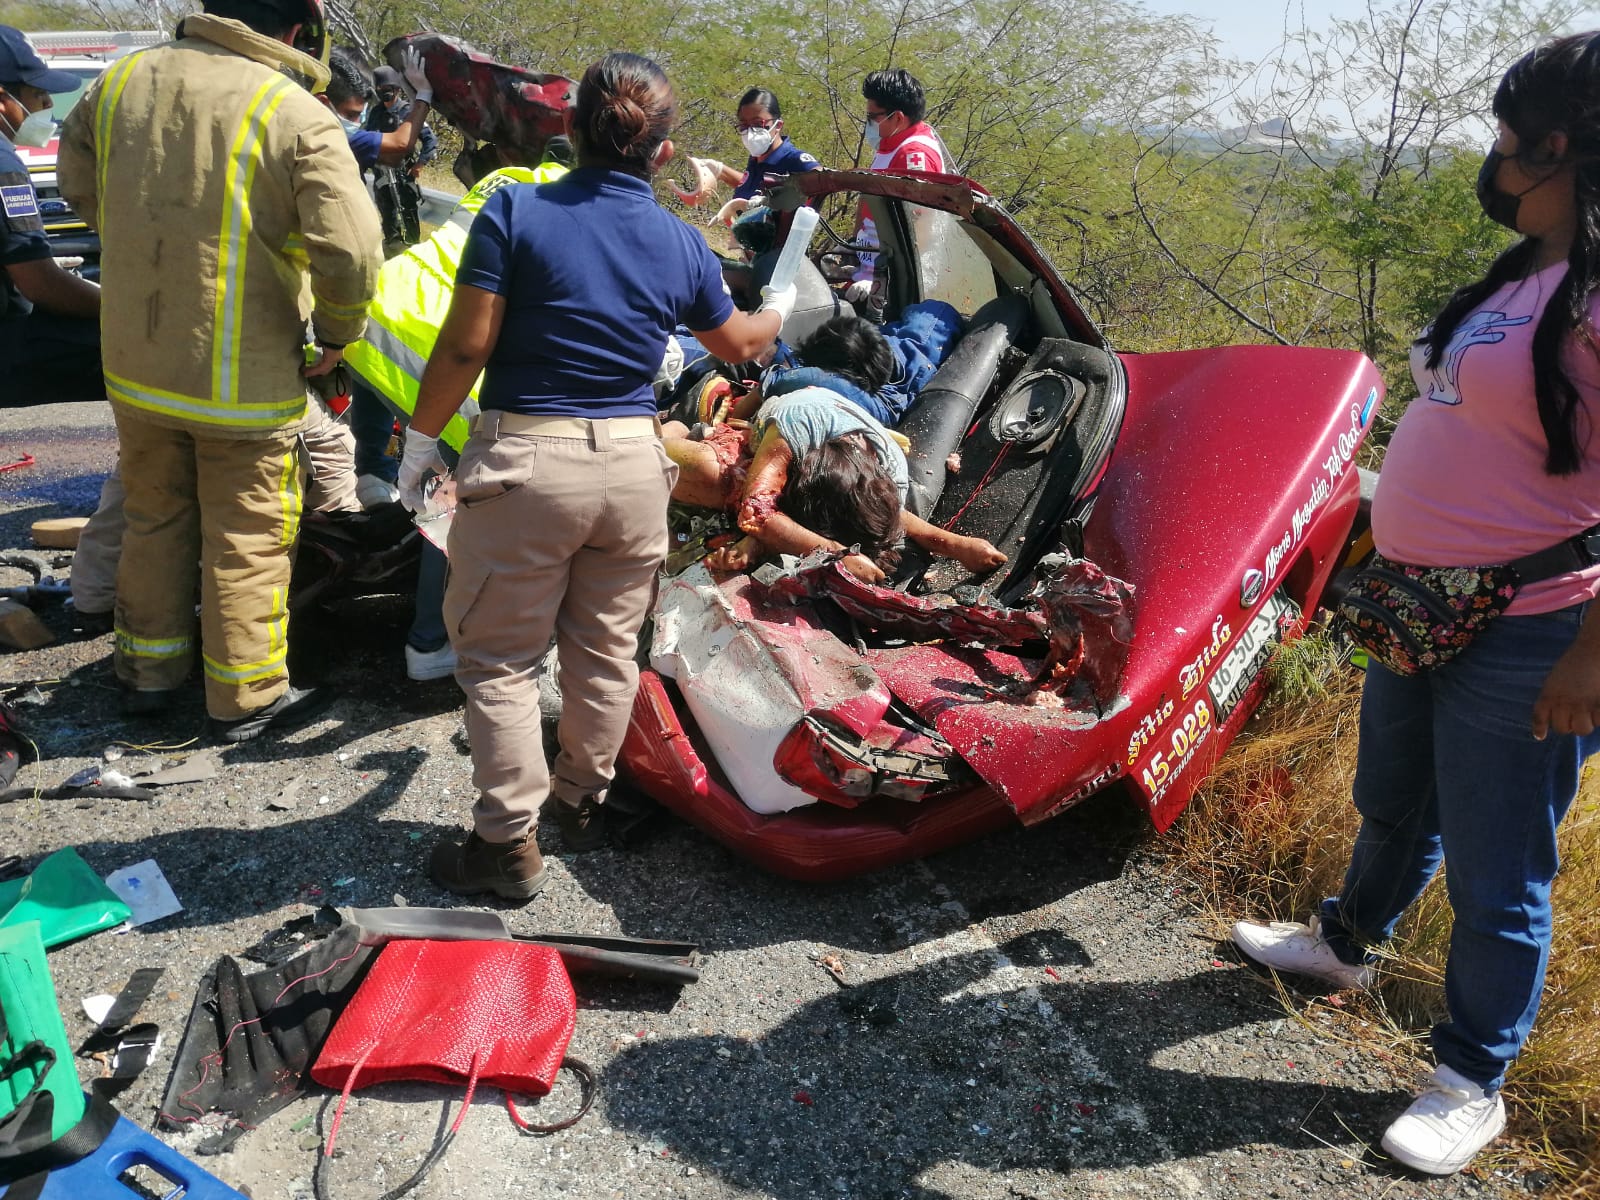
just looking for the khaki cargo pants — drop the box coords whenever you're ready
[73,397,357,616]
[444,412,676,842]
[112,411,303,720]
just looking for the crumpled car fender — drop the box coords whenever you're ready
[650,565,893,814]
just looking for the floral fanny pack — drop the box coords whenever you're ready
[1335,557,1518,675]
[1335,523,1600,676]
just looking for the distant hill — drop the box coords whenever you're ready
[1143,117,1375,167]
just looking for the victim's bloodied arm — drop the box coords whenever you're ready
[708,427,826,571]
[734,428,829,554]
[708,426,886,583]
[901,511,1008,573]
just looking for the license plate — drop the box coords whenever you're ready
[1208,591,1296,719]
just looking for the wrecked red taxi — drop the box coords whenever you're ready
[620,168,1382,881]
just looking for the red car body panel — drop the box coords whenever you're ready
[1088,345,1378,829]
[625,670,1018,880]
[618,171,1383,880]
[383,35,574,166]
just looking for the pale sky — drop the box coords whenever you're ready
[1139,0,1350,63]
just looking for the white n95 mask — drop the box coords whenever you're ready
[740,126,776,157]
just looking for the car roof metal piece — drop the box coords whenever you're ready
[775,168,1105,349]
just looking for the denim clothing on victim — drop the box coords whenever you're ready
[1318,602,1600,1090]
[764,300,963,425]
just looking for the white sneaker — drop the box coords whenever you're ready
[357,474,400,509]
[1381,1064,1506,1175]
[405,643,458,681]
[1230,915,1374,989]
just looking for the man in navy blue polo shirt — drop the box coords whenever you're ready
[0,24,102,406]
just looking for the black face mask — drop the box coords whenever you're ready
[1476,149,1522,230]
[1476,144,1569,232]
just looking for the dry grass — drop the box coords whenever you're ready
[1171,632,1600,1190]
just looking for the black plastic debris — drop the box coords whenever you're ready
[158,926,378,1154]
[0,702,37,791]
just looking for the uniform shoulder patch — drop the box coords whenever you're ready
[1,181,39,221]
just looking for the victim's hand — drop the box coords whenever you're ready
[953,535,1008,573]
[841,553,885,584]
[706,534,761,574]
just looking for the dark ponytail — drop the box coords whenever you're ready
[574,52,677,179]
[1420,32,1600,475]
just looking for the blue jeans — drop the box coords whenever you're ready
[349,379,399,482]
[1319,602,1600,1090]
[408,541,449,652]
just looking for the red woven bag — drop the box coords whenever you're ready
[310,939,593,1199]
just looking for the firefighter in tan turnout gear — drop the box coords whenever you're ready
[56,0,382,741]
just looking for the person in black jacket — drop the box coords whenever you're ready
[0,25,101,406]
[365,64,437,255]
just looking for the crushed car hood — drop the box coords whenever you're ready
[651,554,1135,812]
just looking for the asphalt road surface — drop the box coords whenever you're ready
[0,401,1536,1199]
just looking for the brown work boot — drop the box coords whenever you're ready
[428,831,548,901]
[545,794,609,853]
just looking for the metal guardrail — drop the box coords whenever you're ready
[419,186,461,231]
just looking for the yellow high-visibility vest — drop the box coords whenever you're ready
[344,163,568,452]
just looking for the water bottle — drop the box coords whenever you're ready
[765,206,820,294]
[415,474,455,553]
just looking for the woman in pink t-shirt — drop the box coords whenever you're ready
[1233,32,1600,1177]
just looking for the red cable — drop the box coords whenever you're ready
[160,944,364,1124]
[941,440,1013,531]
[323,1043,376,1154]
[0,454,35,473]
[325,1047,481,1158]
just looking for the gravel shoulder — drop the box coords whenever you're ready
[0,403,1534,1200]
